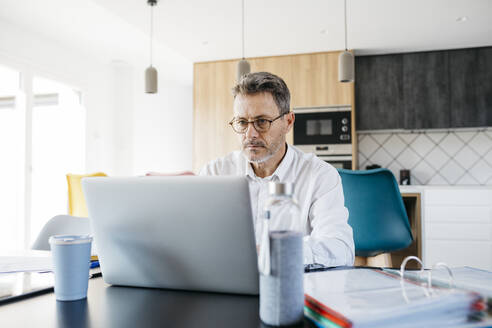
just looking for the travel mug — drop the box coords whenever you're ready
[49,235,93,301]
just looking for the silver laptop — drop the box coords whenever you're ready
[82,176,259,295]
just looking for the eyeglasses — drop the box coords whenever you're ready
[229,113,287,134]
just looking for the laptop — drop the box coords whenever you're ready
[82,176,259,295]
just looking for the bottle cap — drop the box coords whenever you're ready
[268,182,294,196]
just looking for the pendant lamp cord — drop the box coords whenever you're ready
[344,0,348,51]
[150,3,154,66]
[241,0,245,59]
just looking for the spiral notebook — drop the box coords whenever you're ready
[304,268,484,328]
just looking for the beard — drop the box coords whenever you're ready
[241,138,284,164]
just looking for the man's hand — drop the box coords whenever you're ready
[145,171,195,176]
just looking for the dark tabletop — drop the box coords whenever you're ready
[0,275,314,328]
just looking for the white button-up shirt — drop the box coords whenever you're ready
[199,144,355,267]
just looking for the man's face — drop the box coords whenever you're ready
[232,92,292,163]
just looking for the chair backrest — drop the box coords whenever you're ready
[338,168,413,257]
[31,215,91,250]
[67,172,107,217]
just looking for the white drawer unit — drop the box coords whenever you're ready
[422,188,492,271]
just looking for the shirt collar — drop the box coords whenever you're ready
[243,143,294,182]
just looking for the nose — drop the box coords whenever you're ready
[244,122,260,139]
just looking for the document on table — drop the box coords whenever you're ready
[384,266,492,300]
[304,268,484,328]
[0,250,52,273]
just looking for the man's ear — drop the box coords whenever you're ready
[285,112,295,133]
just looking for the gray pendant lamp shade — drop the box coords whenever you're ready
[338,51,354,83]
[145,0,158,93]
[237,0,250,81]
[338,0,354,83]
[237,59,251,81]
[145,66,158,93]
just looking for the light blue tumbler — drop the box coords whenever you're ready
[49,235,93,301]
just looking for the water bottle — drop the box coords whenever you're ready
[258,182,304,326]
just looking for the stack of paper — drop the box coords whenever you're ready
[304,269,483,328]
[0,250,52,273]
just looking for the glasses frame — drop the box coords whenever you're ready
[229,113,287,134]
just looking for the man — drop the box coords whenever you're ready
[200,72,354,267]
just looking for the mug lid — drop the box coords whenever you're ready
[49,234,93,245]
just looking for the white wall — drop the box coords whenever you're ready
[132,79,193,175]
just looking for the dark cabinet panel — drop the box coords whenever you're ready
[355,55,404,130]
[402,52,451,129]
[449,47,492,127]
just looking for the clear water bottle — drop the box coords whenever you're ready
[264,182,302,233]
[258,182,304,326]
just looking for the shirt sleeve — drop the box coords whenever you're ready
[303,166,355,267]
[198,161,217,176]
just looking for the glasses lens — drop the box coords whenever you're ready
[254,118,270,132]
[232,120,248,133]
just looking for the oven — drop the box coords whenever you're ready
[293,105,353,169]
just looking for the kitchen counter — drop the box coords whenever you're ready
[395,186,492,270]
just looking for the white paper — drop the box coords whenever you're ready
[0,250,52,273]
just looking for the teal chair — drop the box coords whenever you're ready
[337,168,413,257]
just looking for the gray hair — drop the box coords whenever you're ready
[232,72,291,115]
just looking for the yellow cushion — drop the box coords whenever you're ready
[67,172,107,217]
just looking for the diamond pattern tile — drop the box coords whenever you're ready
[398,133,418,144]
[383,135,406,157]
[412,160,436,184]
[410,134,436,157]
[454,146,480,169]
[427,174,449,185]
[485,130,492,140]
[358,135,379,158]
[439,160,466,184]
[456,173,480,185]
[468,160,492,184]
[455,131,477,143]
[358,130,492,186]
[371,133,391,145]
[427,132,447,144]
[368,147,393,168]
[439,133,465,157]
[396,147,421,169]
[425,146,450,171]
[484,149,492,166]
[468,133,492,155]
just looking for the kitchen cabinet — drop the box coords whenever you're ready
[449,47,492,127]
[355,46,492,130]
[355,54,404,130]
[402,51,450,129]
[401,186,492,271]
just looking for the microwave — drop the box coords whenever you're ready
[293,105,352,156]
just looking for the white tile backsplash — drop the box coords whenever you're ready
[358,128,492,185]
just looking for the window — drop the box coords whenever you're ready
[0,65,86,251]
[0,65,22,251]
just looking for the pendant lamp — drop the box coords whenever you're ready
[237,0,250,81]
[338,0,354,83]
[145,0,158,93]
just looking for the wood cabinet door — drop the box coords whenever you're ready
[402,51,451,129]
[449,47,492,128]
[355,54,404,130]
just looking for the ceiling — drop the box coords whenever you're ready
[95,0,492,62]
[0,0,491,64]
